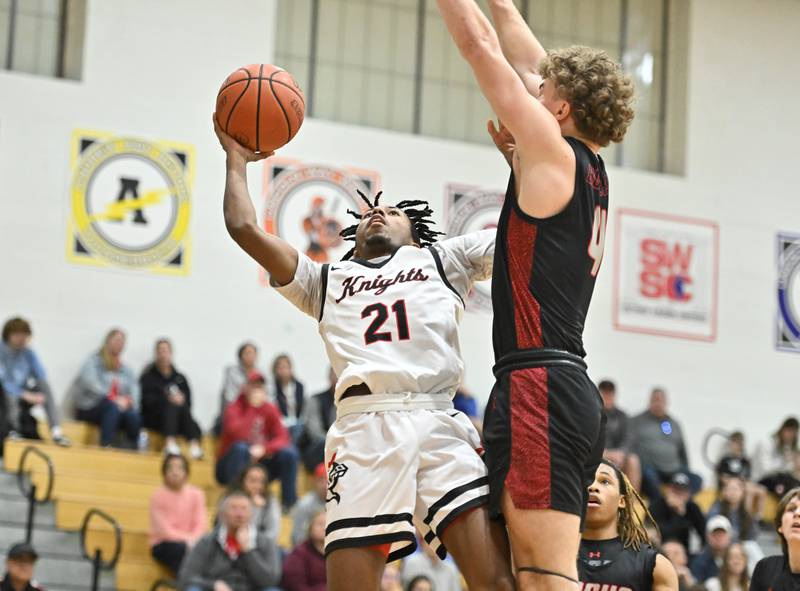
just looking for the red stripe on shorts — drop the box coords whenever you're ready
[506,367,550,509]
[506,208,542,349]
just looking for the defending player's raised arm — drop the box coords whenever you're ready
[435,0,565,161]
[214,114,299,286]
[487,0,547,96]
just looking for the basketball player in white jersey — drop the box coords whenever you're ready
[213,116,514,591]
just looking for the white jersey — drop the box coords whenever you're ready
[274,230,495,409]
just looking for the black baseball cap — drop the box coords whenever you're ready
[669,471,691,489]
[7,542,38,561]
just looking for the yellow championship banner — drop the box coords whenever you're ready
[66,129,195,275]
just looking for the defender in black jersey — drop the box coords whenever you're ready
[437,0,635,588]
[751,487,800,591]
[579,461,677,591]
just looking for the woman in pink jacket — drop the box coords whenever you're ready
[149,454,208,574]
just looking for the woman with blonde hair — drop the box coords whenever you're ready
[72,328,145,448]
[704,543,749,591]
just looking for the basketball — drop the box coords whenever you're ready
[215,63,305,153]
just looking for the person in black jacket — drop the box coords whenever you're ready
[1,543,44,591]
[139,339,203,459]
[751,487,800,591]
[649,471,706,551]
[271,354,305,444]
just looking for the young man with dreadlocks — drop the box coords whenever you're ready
[212,116,514,591]
[437,0,635,589]
[580,460,678,591]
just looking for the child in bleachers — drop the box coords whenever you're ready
[149,454,208,575]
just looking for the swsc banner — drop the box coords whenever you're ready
[613,209,719,341]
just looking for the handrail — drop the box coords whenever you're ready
[149,579,178,591]
[79,508,122,570]
[701,427,731,472]
[16,445,54,502]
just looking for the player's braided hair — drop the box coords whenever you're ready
[339,189,444,260]
[601,459,657,551]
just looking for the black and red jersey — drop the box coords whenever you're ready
[492,137,609,362]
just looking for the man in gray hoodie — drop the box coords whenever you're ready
[179,492,281,591]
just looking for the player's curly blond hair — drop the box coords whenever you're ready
[539,46,635,147]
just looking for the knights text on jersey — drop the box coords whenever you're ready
[274,230,495,402]
[492,136,609,359]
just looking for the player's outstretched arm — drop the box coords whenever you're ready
[653,554,680,591]
[213,114,299,286]
[436,0,566,160]
[487,0,547,96]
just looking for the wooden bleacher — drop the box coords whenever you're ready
[3,420,304,591]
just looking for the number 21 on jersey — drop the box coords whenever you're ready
[588,206,607,277]
[362,300,411,345]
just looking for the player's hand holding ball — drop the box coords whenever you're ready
[213,63,305,161]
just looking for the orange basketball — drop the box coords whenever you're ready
[215,64,305,153]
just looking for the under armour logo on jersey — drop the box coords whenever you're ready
[588,552,601,559]
[334,268,429,303]
[326,452,349,504]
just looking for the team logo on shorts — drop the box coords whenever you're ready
[262,158,380,276]
[326,451,348,504]
[777,232,800,352]
[67,130,194,275]
[444,184,504,312]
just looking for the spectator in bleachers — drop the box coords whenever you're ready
[650,471,707,552]
[630,387,702,500]
[453,386,482,436]
[231,464,280,543]
[178,491,282,591]
[290,463,327,548]
[71,328,146,449]
[703,543,750,591]
[716,431,766,521]
[216,372,298,511]
[140,339,204,459]
[402,534,461,591]
[1,542,43,591]
[750,487,800,591]
[149,454,208,576]
[662,540,696,591]
[406,576,434,591]
[381,562,404,591]
[298,368,336,472]
[215,342,260,435]
[281,510,326,591]
[707,477,757,543]
[753,417,800,498]
[0,317,69,446]
[689,515,733,583]
[598,379,641,491]
[271,354,306,444]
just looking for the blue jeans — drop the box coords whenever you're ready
[77,397,141,447]
[641,463,703,500]
[215,442,299,509]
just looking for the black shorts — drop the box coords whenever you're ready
[483,364,605,521]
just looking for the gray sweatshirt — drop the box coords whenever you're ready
[629,410,689,473]
[178,526,281,591]
[71,353,140,411]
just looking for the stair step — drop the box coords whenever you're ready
[0,494,55,527]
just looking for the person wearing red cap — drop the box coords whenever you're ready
[215,372,298,511]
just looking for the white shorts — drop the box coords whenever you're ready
[323,407,489,562]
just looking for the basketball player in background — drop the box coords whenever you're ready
[437,0,635,588]
[580,461,678,591]
[212,116,514,591]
